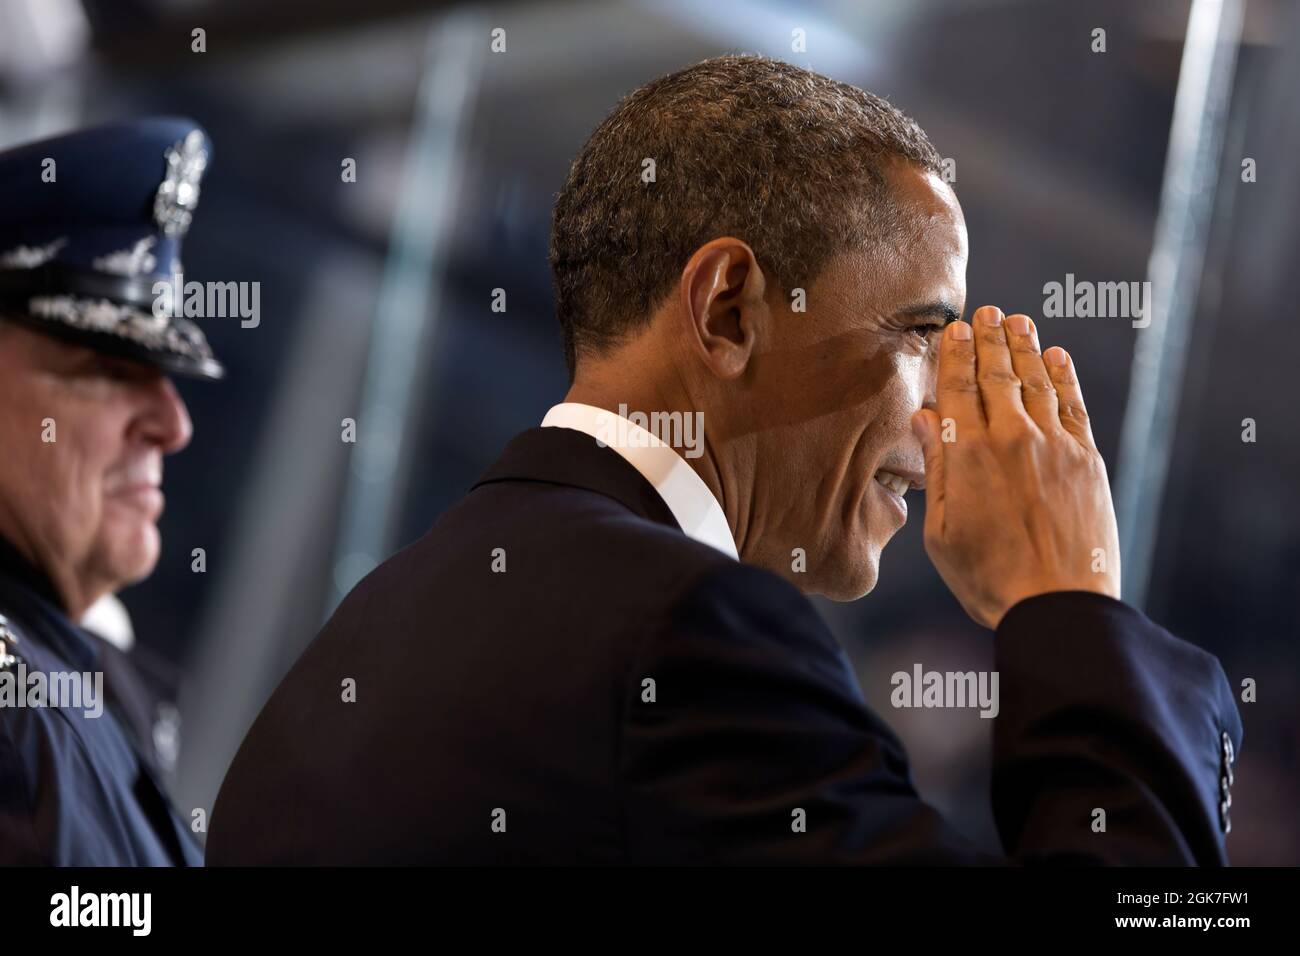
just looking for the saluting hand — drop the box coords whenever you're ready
[910,305,1121,629]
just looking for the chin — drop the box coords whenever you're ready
[787,533,881,602]
[95,521,162,588]
[816,547,880,601]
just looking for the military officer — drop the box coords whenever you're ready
[0,117,223,865]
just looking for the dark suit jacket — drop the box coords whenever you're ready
[207,426,1243,865]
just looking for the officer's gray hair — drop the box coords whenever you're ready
[548,54,943,379]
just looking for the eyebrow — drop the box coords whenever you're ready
[898,302,962,326]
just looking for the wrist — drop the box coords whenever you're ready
[993,583,1124,629]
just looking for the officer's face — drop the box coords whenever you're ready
[0,322,192,616]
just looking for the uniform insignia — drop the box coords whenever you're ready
[152,703,182,774]
[0,614,19,671]
[27,294,215,362]
[0,237,67,270]
[153,130,208,238]
[92,236,157,277]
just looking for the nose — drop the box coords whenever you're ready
[921,352,940,410]
[131,374,193,455]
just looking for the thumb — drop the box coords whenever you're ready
[911,409,944,532]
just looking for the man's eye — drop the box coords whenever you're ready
[86,358,134,381]
[907,323,945,339]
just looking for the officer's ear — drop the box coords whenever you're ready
[677,237,769,381]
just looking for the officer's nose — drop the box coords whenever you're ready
[131,375,193,455]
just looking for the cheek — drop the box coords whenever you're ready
[52,416,125,523]
[801,363,919,515]
[859,357,926,449]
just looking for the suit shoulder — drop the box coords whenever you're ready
[348,480,740,613]
[646,559,853,678]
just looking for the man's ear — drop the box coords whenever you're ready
[678,237,770,380]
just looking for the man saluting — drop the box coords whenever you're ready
[211,57,1242,865]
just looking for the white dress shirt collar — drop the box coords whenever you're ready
[540,402,738,561]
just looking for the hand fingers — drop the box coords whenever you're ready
[911,408,945,539]
[1004,314,1064,436]
[935,318,985,439]
[971,305,1029,426]
[1043,346,1096,449]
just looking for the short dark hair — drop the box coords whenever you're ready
[549,54,944,377]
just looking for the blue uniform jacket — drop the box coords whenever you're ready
[0,537,199,865]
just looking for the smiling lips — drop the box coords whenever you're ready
[872,462,925,498]
[873,469,912,497]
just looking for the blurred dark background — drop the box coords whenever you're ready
[2,0,1294,864]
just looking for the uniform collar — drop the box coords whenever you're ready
[0,533,63,608]
[537,402,739,561]
[0,533,99,672]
